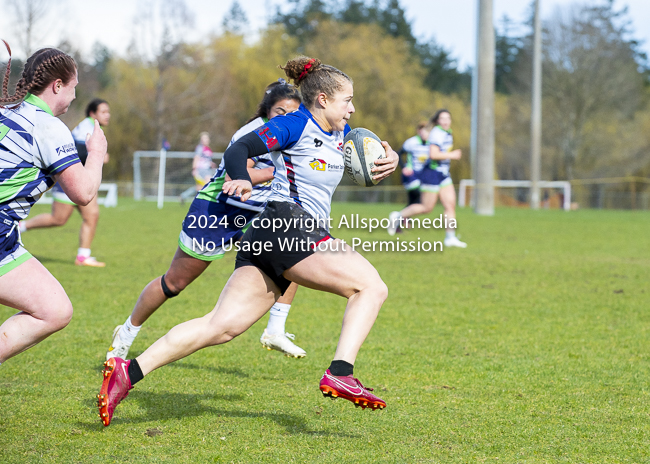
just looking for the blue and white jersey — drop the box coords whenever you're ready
[197,117,274,212]
[71,117,95,144]
[255,104,349,223]
[401,135,429,173]
[0,94,80,221]
[427,125,453,174]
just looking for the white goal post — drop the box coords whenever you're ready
[133,150,223,209]
[39,183,119,207]
[458,179,572,211]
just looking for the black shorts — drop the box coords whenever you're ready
[75,142,88,165]
[234,201,331,294]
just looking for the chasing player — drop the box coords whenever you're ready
[399,121,430,210]
[19,98,111,266]
[388,109,467,247]
[97,56,399,426]
[0,41,107,365]
[106,79,308,362]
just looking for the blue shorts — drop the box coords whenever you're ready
[419,167,453,193]
[401,171,421,191]
[51,183,75,205]
[0,217,31,277]
[178,198,260,261]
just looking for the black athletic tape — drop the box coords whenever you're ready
[160,274,179,298]
[223,132,269,183]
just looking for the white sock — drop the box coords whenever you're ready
[18,221,27,233]
[445,230,456,240]
[266,303,291,335]
[118,315,142,345]
[77,248,91,258]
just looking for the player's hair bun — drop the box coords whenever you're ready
[280,57,322,85]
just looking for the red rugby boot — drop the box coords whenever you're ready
[97,357,133,426]
[319,369,386,410]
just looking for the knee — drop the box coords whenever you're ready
[162,273,190,294]
[83,211,100,225]
[52,215,69,227]
[357,277,388,305]
[373,279,389,304]
[48,301,74,332]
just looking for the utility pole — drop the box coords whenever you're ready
[470,0,480,201]
[474,0,495,215]
[530,0,542,209]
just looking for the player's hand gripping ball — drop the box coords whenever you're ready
[343,128,386,187]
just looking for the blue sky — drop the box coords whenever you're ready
[1,0,648,70]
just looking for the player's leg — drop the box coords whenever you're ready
[259,281,306,358]
[0,257,73,363]
[98,266,278,426]
[388,189,438,235]
[106,247,210,359]
[75,196,105,267]
[21,201,74,230]
[282,241,388,409]
[439,182,466,248]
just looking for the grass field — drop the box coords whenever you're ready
[1,199,649,463]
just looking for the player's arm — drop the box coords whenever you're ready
[225,159,275,185]
[429,144,461,160]
[54,120,107,206]
[222,132,271,201]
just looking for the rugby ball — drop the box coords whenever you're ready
[343,128,386,187]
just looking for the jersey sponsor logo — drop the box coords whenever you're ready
[337,142,343,151]
[309,158,344,172]
[55,142,76,155]
[309,158,327,171]
[256,127,278,150]
[314,138,323,148]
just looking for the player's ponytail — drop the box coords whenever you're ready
[280,56,352,109]
[0,41,77,108]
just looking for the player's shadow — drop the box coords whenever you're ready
[85,391,360,438]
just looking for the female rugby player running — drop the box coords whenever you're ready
[388,110,467,247]
[97,56,398,426]
[0,41,107,366]
[20,98,111,267]
[105,80,308,361]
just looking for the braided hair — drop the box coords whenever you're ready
[246,78,302,124]
[280,56,352,109]
[0,40,77,109]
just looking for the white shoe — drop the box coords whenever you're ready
[106,325,132,360]
[387,211,401,236]
[444,236,467,248]
[259,329,306,358]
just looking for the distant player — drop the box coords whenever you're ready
[105,79,308,362]
[0,42,107,365]
[388,109,467,248]
[20,98,111,266]
[192,132,216,190]
[97,56,399,427]
[399,121,430,208]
